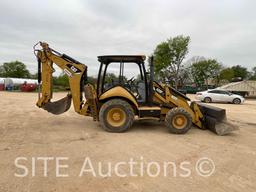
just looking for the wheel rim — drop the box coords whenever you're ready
[234,99,240,104]
[205,98,210,103]
[172,114,187,129]
[106,107,126,127]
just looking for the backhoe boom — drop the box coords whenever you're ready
[35,42,89,115]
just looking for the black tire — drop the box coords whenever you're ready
[233,98,241,104]
[165,107,192,134]
[204,97,212,103]
[99,99,134,133]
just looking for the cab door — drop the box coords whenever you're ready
[208,90,221,102]
[218,90,232,102]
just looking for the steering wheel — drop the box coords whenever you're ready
[127,77,135,85]
[126,76,140,96]
[124,77,135,90]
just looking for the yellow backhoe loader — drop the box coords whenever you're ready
[34,42,238,135]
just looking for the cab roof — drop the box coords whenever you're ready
[98,55,146,64]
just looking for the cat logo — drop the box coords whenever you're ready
[67,64,81,74]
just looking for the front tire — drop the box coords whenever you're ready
[204,97,212,103]
[165,107,192,134]
[99,99,134,132]
[233,98,241,104]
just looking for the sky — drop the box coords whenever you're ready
[0,0,255,77]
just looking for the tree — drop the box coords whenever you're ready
[185,56,206,66]
[190,59,222,88]
[252,66,256,76]
[219,68,234,82]
[53,73,69,87]
[231,65,248,80]
[87,76,97,85]
[249,66,256,80]
[153,35,190,88]
[177,68,191,87]
[30,73,38,79]
[183,56,206,85]
[0,61,30,78]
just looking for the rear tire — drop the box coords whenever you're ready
[233,98,241,104]
[165,107,192,134]
[99,99,134,132]
[204,97,212,103]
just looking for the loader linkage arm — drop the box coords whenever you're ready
[34,42,90,116]
[152,82,238,135]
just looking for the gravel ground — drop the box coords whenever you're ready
[0,92,255,192]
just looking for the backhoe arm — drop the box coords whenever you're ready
[35,42,88,115]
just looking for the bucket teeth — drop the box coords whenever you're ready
[42,94,72,115]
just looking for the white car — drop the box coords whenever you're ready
[195,89,245,104]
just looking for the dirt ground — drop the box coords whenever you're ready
[0,92,255,192]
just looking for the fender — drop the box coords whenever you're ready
[99,86,138,108]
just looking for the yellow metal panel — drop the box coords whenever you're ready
[138,106,161,110]
[160,107,170,115]
[152,82,203,127]
[99,86,138,108]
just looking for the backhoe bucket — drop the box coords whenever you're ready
[42,94,72,115]
[197,103,239,135]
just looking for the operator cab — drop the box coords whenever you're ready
[97,55,149,105]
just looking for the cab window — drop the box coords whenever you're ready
[103,62,146,101]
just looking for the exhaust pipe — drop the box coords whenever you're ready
[148,56,154,105]
[37,57,41,100]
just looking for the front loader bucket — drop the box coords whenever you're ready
[42,94,72,115]
[197,103,239,135]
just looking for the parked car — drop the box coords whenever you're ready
[177,88,187,95]
[195,89,245,104]
[179,85,216,94]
